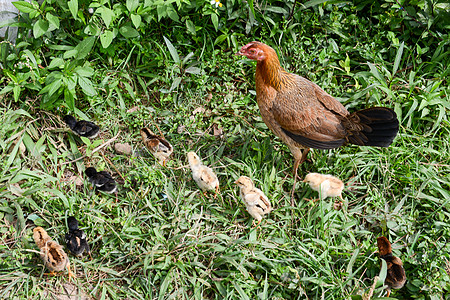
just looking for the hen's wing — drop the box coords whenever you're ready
[271,75,351,149]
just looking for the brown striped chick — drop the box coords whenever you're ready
[235,176,272,226]
[33,227,75,280]
[140,128,173,166]
[377,236,407,297]
[187,151,219,197]
[303,173,344,208]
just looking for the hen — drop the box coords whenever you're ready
[377,236,407,297]
[237,42,399,197]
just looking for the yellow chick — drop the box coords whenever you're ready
[140,128,173,166]
[187,151,219,196]
[303,173,344,203]
[235,176,272,226]
[33,227,76,280]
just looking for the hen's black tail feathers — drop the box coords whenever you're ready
[281,107,399,150]
[347,107,399,147]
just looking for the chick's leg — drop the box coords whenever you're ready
[386,289,391,297]
[67,263,76,281]
[214,185,220,199]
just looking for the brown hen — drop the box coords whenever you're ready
[237,41,399,197]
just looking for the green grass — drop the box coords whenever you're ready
[1,77,450,298]
[1,1,450,299]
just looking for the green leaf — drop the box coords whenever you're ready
[0,85,14,95]
[329,38,339,53]
[78,76,96,96]
[367,62,385,85]
[12,1,37,14]
[33,19,49,38]
[74,36,95,60]
[392,41,404,79]
[100,30,114,48]
[64,88,75,112]
[47,78,62,97]
[13,85,21,102]
[265,6,288,14]
[48,57,64,69]
[169,77,181,92]
[301,0,329,10]
[46,12,60,29]
[68,0,78,19]
[344,53,350,74]
[63,49,78,59]
[163,36,180,64]
[119,25,139,38]
[126,0,139,12]
[233,282,250,300]
[74,66,94,77]
[101,7,113,28]
[379,259,387,282]
[158,268,172,299]
[211,13,218,31]
[186,19,195,35]
[185,67,201,75]
[131,14,141,28]
[166,4,179,22]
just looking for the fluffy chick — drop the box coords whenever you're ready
[303,173,344,200]
[377,236,407,297]
[235,176,272,226]
[63,115,99,138]
[140,128,173,166]
[85,167,117,194]
[187,151,219,196]
[65,216,91,258]
[33,227,75,280]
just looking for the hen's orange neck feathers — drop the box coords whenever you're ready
[254,44,295,91]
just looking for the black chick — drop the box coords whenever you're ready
[377,236,407,297]
[63,115,100,138]
[65,216,91,258]
[85,167,117,194]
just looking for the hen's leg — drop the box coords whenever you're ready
[290,148,310,202]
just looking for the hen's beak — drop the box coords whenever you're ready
[235,50,244,56]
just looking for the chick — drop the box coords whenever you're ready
[187,151,219,196]
[377,236,406,297]
[33,227,75,280]
[303,173,344,207]
[63,115,99,138]
[140,128,173,166]
[85,167,117,194]
[65,216,91,258]
[235,176,272,226]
